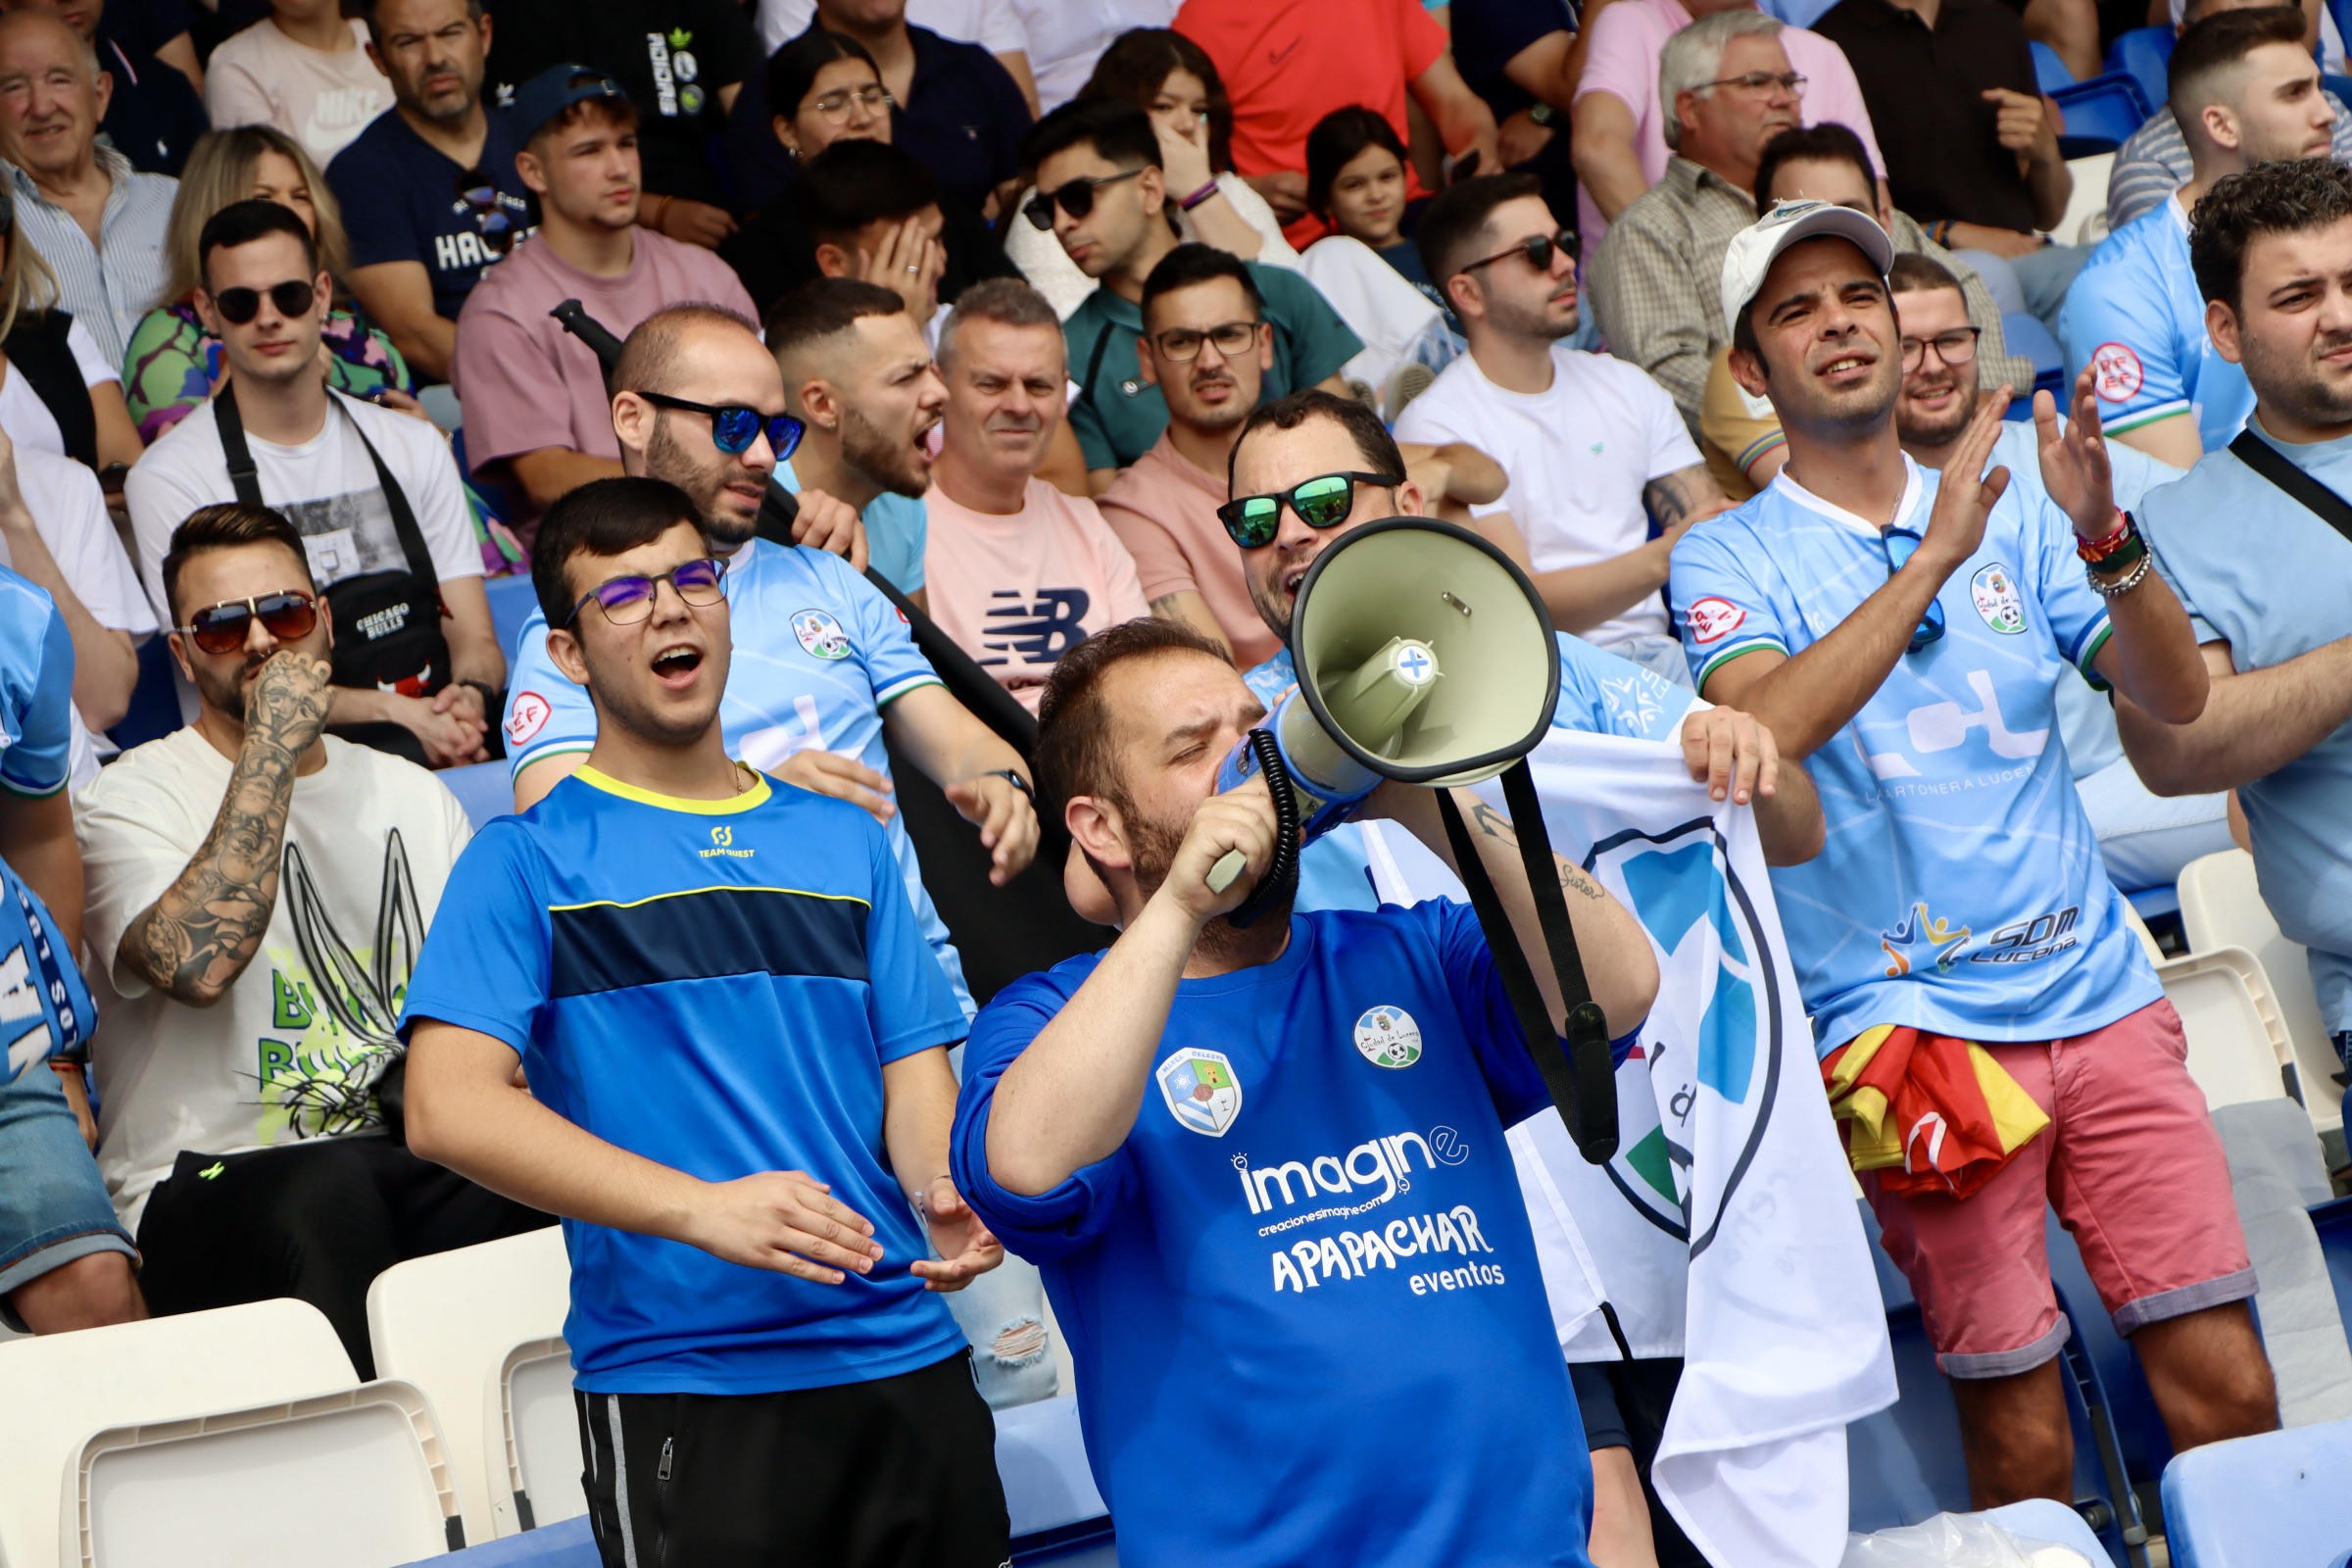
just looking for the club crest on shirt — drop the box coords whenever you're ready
[1969,564,2026,634]
[506,690,551,744]
[1353,1005,1423,1068]
[1686,597,1745,645]
[792,609,852,661]
[2089,342,2144,403]
[1156,1048,1243,1136]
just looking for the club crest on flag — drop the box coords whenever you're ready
[1156,1048,1243,1136]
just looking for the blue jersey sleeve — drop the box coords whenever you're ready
[863,494,927,595]
[1670,518,1789,690]
[2023,491,2115,677]
[501,611,597,779]
[2057,238,2191,436]
[0,591,73,798]
[817,548,942,708]
[863,814,966,1060]
[950,968,1140,1259]
[1551,631,1694,741]
[397,823,551,1055]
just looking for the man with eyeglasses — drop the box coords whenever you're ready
[327,0,531,384]
[76,501,551,1373]
[1399,172,1731,685]
[1024,99,1361,491]
[402,476,1010,1568]
[1672,201,2271,1507]
[125,198,506,770]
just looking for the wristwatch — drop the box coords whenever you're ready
[987,768,1035,801]
[1528,102,1555,127]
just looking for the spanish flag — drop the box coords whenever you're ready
[1820,1026,2051,1199]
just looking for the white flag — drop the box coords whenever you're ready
[1363,731,1896,1568]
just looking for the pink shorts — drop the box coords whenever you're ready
[1864,999,2255,1379]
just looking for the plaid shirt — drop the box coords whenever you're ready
[1588,156,2036,429]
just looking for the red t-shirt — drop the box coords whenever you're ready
[1175,0,1447,246]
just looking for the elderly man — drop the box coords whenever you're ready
[0,0,207,175]
[0,8,174,365]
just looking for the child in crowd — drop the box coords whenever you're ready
[1305,106,1456,333]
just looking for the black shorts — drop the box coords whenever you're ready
[577,1350,1009,1568]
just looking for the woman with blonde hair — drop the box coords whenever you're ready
[0,177,144,477]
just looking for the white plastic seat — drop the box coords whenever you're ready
[365,1226,575,1542]
[2179,849,2343,1133]
[0,1299,359,1568]
[67,1380,462,1567]
[2155,944,2297,1110]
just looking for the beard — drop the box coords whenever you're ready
[193,655,258,726]
[1894,368,1978,448]
[1487,285,1578,344]
[1173,369,1254,433]
[1125,790,1296,963]
[2238,322,2352,430]
[841,401,931,498]
[647,415,758,548]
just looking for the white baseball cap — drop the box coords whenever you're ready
[1720,199,1896,344]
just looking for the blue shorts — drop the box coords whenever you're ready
[0,1058,134,1328]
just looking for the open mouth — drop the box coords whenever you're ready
[1283,564,1310,596]
[652,645,704,685]
[1818,351,1875,383]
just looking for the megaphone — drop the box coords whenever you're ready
[1205,517,1617,1163]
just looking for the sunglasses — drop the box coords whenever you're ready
[639,392,805,460]
[566,557,727,627]
[1215,470,1398,549]
[1151,318,1260,363]
[212,279,317,325]
[1022,168,1144,231]
[176,590,319,655]
[1880,526,1945,654]
[456,170,514,257]
[1458,228,1579,277]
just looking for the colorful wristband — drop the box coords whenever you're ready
[2076,510,2132,564]
[1179,179,1221,211]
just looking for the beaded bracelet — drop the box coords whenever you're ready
[2088,553,2152,597]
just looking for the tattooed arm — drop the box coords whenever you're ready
[1489,463,1733,638]
[116,652,333,1006]
[1368,784,1659,1038]
[1147,590,1234,662]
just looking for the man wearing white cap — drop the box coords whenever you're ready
[1666,201,2276,1507]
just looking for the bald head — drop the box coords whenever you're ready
[614,302,764,397]
[0,9,98,82]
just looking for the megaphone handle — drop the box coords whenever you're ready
[1213,729,1298,927]
[1207,850,1248,893]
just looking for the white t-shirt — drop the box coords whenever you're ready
[78,729,473,1230]
[1394,346,1700,650]
[204,17,393,168]
[0,318,122,459]
[124,389,482,626]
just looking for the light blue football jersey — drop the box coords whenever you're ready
[1669,459,2162,1054]
[2058,196,2252,453]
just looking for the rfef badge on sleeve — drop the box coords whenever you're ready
[1156,1048,1243,1136]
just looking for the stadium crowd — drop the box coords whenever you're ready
[0,0,2345,1561]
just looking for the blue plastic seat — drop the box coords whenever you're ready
[2103,27,2175,123]
[105,633,185,753]
[439,759,513,829]
[1998,313,2068,419]
[485,572,540,674]
[2162,1417,2352,1567]
[2051,73,2155,158]
[2033,39,2078,92]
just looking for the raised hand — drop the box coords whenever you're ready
[1920,384,2013,571]
[246,650,335,759]
[1165,773,1278,925]
[2035,364,2119,538]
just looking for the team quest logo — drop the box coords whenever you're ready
[1156,1048,1243,1136]
[1970,564,2026,634]
[1353,1005,1422,1068]
[792,609,851,660]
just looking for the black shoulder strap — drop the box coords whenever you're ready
[213,381,264,507]
[214,386,435,582]
[3,311,96,469]
[2230,428,2352,547]
[1076,316,1117,415]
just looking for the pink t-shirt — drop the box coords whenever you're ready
[450,229,757,506]
[924,474,1150,711]
[1097,431,1280,671]
[1571,0,1884,251]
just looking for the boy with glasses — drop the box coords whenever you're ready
[76,502,548,1375]
[1672,200,2274,1506]
[1024,99,1361,490]
[1399,172,1731,683]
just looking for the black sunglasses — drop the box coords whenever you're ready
[212,279,317,325]
[456,169,514,256]
[565,557,728,627]
[1880,526,1945,654]
[639,392,805,460]
[1022,168,1144,231]
[1457,228,1579,278]
[176,591,319,655]
[1215,470,1399,549]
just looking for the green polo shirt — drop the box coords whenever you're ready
[1065,261,1364,471]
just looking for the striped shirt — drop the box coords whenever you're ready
[7,147,176,368]
[2106,94,2352,230]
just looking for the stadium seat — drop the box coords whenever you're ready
[0,1298,365,1568]
[2154,945,2298,1110]
[400,1516,595,1567]
[1984,1497,2128,1563]
[2160,1416,2352,1567]
[2126,885,2180,923]
[104,635,185,754]
[485,573,540,674]
[2033,39,2079,91]
[2046,1211,2175,1493]
[2103,26,2176,122]
[367,1226,574,1543]
[2000,313,2068,413]
[2051,74,2155,158]
[2179,850,2342,1133]
[441,760,513,830]
[996,1395,1109,1543]
[67,1379,465,1565]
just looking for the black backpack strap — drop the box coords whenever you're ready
[2229,428,2352,546]
[212,381,265,508]
[334,394,435,583]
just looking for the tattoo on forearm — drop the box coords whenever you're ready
[1148,593,1187,620]
[1558,864,1606,902]
[1642,464,1721,531]
[1470,801,1517,844]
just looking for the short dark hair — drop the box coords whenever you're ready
[613,302,760,396]
[798,137,939,245]
[526,92,639,153]
[766,27,879,122]
[361,0,483,46]
[1752,122,1875,211]
[2170,6,2310,136]
[1077,27,1233,172]
[1141,242,1263,327]
[1414,171,1544,285]
[1887,251,1965,300]
[1034,615,1231,817]
[1020,97,1161,176]
[197,198,318,291]
[1304,106,1405,220]
[530,476,706,627]
[2191,156,2352,313]
[763,276,906,372]
[162,503,314,623]
[1228,388,1406,495]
